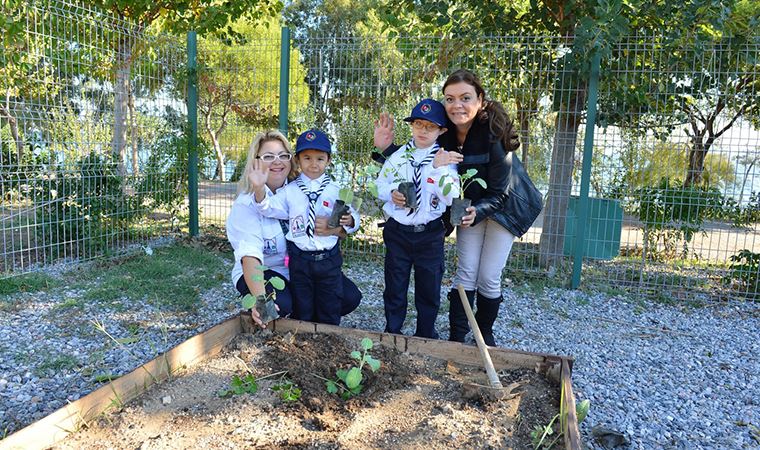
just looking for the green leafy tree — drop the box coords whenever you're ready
[196,17,309,181]
[87,0,283,173]
[599,0,760,187]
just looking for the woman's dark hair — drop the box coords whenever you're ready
[442,69,520,152]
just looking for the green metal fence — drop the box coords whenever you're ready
[1,0,188,275]
[3,1,760,302]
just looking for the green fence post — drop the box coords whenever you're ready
[187,31,199,237]
[278,27,290,134]
[571,50,602,289]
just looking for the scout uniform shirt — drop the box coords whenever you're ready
[226,184,290,287]
[254,173,360,252]
[376,141,460,225]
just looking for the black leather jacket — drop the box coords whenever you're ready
[374,119,542,237]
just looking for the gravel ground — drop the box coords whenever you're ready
[1,252,759,449]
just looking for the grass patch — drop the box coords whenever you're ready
[69,244,228,312]
[0,273,57,295]
[36,353,80,375]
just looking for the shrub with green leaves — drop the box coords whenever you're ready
[35,152,138,252]
[724,249,760,297]
[635,178,722,259]
[325,338,381,400]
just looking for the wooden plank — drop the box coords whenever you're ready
[267,317,569,373]
[562,359,583,450]
[0,317,242,450]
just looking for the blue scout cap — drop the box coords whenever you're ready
[296,129,332,155]
[404,98,447,128]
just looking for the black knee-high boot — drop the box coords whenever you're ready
[475,292,502,346]
[448,288,475,342]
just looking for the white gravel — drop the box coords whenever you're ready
[1,255,758,449]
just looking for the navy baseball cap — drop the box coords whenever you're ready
[295,129,332,155]
[404,98,447,128]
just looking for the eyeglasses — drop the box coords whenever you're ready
[257,153,292,162]
[411,121,441,132]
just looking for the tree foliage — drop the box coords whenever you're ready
[195,17,309,181]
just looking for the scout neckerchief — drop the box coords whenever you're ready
[294,175,331,238]
[408,142,439,214]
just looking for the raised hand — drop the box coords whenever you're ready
[432,148,464,168]
[373,112,395,150]
[247,158,268,190]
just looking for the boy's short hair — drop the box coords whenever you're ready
[404,99,447,128]
[296,129,332,155]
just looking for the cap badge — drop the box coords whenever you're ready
[305,131,316,141]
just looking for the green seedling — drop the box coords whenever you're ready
[272,376,302,402]
[531,399,590,449]
[218,373,259,398]
[439,167,486,199]
[241,264,285,324]
[323,338,381,400]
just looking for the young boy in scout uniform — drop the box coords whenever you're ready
[375,99,460,338]
[250,129,360,325]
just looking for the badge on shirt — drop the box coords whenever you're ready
[430,196,440,210]
[263,238,277,255]
[291,215,306,238]
[427,177,434,184]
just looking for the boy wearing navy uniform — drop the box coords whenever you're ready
[376,99,460,338]
[249,130,360,325]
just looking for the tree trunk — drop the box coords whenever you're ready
[516,98,532,169]
[128,82,139,176]
[203,113,226,182]
[538,88,586,270]
[212,136,225,182]
[111,36,131,174]
[684,135,716,187]
[1,91,24,164]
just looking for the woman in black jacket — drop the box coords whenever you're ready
[374,69,528,346]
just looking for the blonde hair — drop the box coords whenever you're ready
[237,130,297,194]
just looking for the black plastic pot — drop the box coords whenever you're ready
[327,199,350,228]
[450,198,472,226]
[255,295,279,324]
[397,181,417,209]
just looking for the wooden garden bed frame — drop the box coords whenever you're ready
[1,315,581,450]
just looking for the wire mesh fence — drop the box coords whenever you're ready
[3,1,759,302]
[1,0,188,275]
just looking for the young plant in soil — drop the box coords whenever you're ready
[271,376,302,402]
[218,373,258,397]
[441,168,486,226]
[530,398,590,449]
[241,265,285,324]
[327,158,371,227]
[327,187,356,228]
[367,146,421,209]
[318,338,381,400]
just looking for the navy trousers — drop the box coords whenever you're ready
[287,243,344,325]
[236,269,362,319]
[382,218,445,338]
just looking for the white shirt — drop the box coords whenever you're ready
[376,141,459,225]
[226,185,289,288]
[254,173,360,251]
